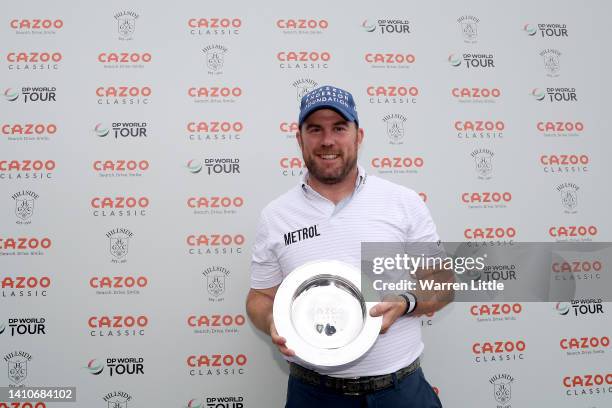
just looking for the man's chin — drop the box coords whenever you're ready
[317,176,343,185]
[309,169,346,185]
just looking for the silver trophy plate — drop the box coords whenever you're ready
[273,260,382,367]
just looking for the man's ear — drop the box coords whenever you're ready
[357,127,364,146]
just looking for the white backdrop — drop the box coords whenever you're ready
[2,0,611,407]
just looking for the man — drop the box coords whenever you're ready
[246,85,451,407]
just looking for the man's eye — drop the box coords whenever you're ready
[335,127,347,132]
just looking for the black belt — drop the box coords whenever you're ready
[289,358,420,396]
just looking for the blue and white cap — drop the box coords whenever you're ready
[298,85,359,127]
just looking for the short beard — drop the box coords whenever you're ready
[304,152,358,185]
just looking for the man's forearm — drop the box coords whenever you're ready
[412,268,456,316]
[246,289,275,335]
[413,291,454,316]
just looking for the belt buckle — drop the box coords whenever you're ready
[341,386,363,396]
[340,378,364,396]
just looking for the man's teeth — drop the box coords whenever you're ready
[319,154,339,160]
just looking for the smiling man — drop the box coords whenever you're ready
[246,85,448,407]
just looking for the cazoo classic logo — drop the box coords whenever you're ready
[5,51,62,71]
[277,50,331,70]
[186,120,244,141]
[187,234,244,256]
[367,85,418,104]
[187,353,247,376]
[0,160,55,180]
[88,315,148,337]
[188,17,242,36]
[96,86,151,105]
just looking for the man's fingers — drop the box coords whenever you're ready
[270,321,295,356]
[271,334,286,345]
[379,314,394,334]
[272,334,296,356]
[278,345,296,357]
[369,302,393,317]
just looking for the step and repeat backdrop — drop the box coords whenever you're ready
[2,0,611,407]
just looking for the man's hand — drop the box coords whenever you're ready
[247,286,295,356]
[269,318,295,357]
[369,294,407,334]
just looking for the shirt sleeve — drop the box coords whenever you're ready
[404,189,442,253]
[250,210,283,289]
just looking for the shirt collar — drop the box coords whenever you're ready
[300,164,367,195]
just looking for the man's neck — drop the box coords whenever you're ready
[307,167,359,205]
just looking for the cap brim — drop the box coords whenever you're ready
[299,104,357,127]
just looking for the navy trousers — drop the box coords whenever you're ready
[285,367,443,408]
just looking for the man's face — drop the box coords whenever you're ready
[296,109,364,185]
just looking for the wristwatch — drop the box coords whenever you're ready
[399,292,418,315]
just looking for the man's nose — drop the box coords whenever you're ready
[320,128,335,146]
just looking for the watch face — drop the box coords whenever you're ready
[273,260,382,367]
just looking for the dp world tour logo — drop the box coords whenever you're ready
[292,78,318,103]
[114,11,138,40]
[361,20,377,32]
[457,15,479,43]
[4,88,20,102]
[471,148,494,180]
[187,397,244,407]
[557,183,579,213]
[361,19,410,34]
[187,159,203,174]
[202,45,227,74]
[531,88,546,101]
[523,23,538,36]
[489,374,513,405]
[94,123,110,137]
[524,23,568,37]
[85,359,104,375]
[448,54,462,67]
[5,351,32,385]
[540,49,561,77]
[555,302,570,315]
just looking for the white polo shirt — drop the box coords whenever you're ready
[250,164,440,377]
